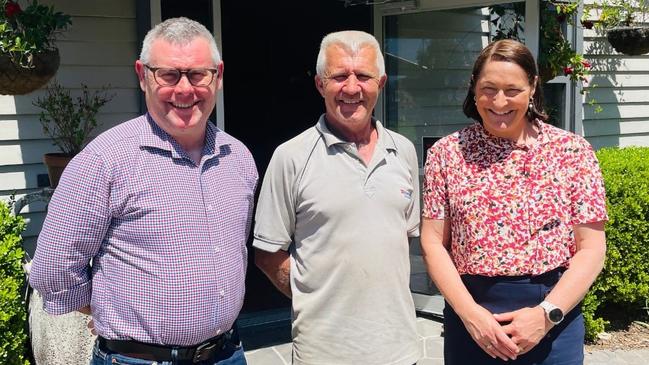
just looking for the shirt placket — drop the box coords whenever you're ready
[519,146,539,269]
[341,143,376,197]
[199,157,228,335]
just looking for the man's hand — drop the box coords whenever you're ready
[87,318,97,336]
[494,306,551,355]
[460,304,520,361]
[77,305,92,315]
[77,305,97,335]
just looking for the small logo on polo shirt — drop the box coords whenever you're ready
[400,188,413,200]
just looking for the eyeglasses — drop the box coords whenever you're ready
[144,65,219,87]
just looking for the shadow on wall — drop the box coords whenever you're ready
[583,34,623,149]
[6,83,137,256]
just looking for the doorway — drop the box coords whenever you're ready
[220,0,372,314]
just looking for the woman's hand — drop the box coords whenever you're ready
[461,304,520,361]
[494,306,551,355]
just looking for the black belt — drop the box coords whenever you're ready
[97,331,230,363]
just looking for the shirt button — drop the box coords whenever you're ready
[219,289,225,297]
[207,204,213,211]
[214,246,221,253]
[216,329,222,335]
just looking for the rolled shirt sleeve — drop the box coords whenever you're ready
[29,150,111,314]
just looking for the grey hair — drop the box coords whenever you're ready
[139,17,221,66]
[316,30,385,77]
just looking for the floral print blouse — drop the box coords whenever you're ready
[422,120,608,276]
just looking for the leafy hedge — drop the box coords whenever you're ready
[0,198,28,365]
[583,147,649,340]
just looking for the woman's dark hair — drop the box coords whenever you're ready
[463,39,548,123]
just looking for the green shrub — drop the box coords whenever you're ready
[0,197,28,365]
[583,147,649,340]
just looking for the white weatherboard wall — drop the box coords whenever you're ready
[582,0,649,149]
[0,0,139,248]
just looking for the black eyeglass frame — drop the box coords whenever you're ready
[144,64,219,87]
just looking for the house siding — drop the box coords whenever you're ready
[582,0,649,149]
[0,0,139,247]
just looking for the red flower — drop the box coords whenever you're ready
[581,60,592,68]
[564,66,573,75]
[581,20,594,29]
[4,1,21,17]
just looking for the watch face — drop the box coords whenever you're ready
[549,308,564,323]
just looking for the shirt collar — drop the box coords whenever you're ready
[475,118,551,150]
[139,113,220,160]
[315,114,398,152]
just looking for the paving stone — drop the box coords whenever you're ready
[416,317,444,338]
[423,337,444,359]
[416,358,444,365]
[418,337,426,358]
[245,347,286,365]
[274,342,293,364]
[584,349,649,365]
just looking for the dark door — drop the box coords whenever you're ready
[221,0,372,313]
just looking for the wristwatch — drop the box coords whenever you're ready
[539,300,564,325]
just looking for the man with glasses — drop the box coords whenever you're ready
[254,30,421,365]
[30,17,257,365]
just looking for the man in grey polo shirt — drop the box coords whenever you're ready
[254,30,421,365]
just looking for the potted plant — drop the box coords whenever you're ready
[0,0,71,95]
[33,81,114,188]
[588,0,649,55]
[490,1,592,83]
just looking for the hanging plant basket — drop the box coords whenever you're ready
[0,48,60,95]
[606,26,649,56]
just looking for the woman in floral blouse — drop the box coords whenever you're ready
[421,39,607,365]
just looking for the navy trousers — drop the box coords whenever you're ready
[443,269,585,365]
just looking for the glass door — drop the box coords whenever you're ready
[375,1,530,314]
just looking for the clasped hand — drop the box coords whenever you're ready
[462,305,550,361]
[494,306,551,356]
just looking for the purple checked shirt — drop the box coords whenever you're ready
[29,114,258,346]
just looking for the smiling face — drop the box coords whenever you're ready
[474,60,535,140]
[315,44,386,134]
[135,37,222,145]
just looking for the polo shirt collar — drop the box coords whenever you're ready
[139,113,220,160]
[315,114,398,152]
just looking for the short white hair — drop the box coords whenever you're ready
[316,30,385,77]
[140,17,221,66]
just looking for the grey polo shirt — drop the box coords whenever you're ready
[253,115,421,365]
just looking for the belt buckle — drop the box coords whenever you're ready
[192,340,219,363]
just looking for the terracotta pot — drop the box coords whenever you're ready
[43,153,73,188]
[606,26,649,56]
[0,48,60,95]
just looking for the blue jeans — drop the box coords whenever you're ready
[444,269,585,365]
[90,338,247,365]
